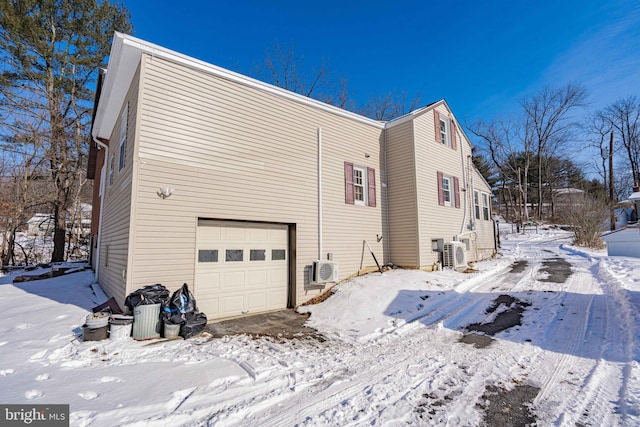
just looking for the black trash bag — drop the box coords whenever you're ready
[181,312,208,339]
[125,284,170,312]
[162,283,197,324]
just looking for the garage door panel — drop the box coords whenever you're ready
[247,269,268,286]
[247,227,269,241]
[198,298,220,317]
[222,271,246,289]
[222,295,244,313]
[246,292,267,309]
[195,272,221,292]
[196,221,289,320]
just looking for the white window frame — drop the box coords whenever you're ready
[482,192,490,220]
[442,175,452,206]
[353,165,367,205]
[439,116,450,147]
[474,190,481,220]
[108,155,114,186]
[118,104,128,172]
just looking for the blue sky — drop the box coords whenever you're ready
[124,0,639,127]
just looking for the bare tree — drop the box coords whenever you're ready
[603,97,640,186]
[0,0,132,262]
[255,43,422,120]
[359,90,422,121]
[469,116,532,222]
[521,84,588,219]
[255,42,338,100]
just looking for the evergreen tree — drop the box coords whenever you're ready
[0,0,132,262]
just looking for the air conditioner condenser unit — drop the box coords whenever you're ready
[311,260,338,284]
[442,241,467,270]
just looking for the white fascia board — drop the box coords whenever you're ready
[92,33,383,141]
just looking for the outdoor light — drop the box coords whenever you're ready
[157,188,173,199]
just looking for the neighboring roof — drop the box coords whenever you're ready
[628,192,640,201]
[554,188,584,195]
[92,33,385,141]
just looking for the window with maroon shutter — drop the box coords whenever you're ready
[344,162,354,204]
[367,167,376,207]
[451,121,457,150]
[345,162,376,207]
[434,110,441,143]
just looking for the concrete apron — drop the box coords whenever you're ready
[205,309,324,341]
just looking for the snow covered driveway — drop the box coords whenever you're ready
[0,229,639,426]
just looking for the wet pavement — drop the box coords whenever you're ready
[205,309,324,341]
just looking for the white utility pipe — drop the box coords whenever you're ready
[92,136,109,281]
[317,127,323,260]
[459,126,468,234]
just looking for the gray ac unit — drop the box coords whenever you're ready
[443,241,467,270]
[311,260,338,284]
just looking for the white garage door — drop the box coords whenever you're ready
[195,220,289,320]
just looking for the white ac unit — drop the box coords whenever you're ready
[442,241,467,270]
[311,260,338,284]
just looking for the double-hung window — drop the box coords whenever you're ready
[437,171,459,208]
[434,110,457,149]
[482,192,490,220]
[108,155,114,186]
[344,162,376,207]
[353,166,366,205]
[439,117,449,147]
[442,175,452,205]
[474,190,481,219]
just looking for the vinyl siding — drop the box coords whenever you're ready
[471,168,496,260]
[130,55,384,304]
[386,120,419,267]
[97,66,139,304]
[413,105,470,266]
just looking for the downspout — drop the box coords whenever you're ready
[383,127,390,263]
[317,127,323,260]
[92,136,109,281]
[459,127,468,235]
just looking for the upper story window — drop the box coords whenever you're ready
[118,104,128,172]
[439,117,449,147]
[108,155,114,186]
[434,109,457,150]
[482,192,490,220]
[344,162,376,207]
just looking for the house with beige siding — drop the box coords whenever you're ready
[88,33,495,321]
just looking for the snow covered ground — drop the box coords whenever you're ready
[0,227,639,426]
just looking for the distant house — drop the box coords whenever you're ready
[87,33,496,320]
[602,185,640,257]
[27,213,53,237]
[26,204,92,240]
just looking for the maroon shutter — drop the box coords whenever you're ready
[454,176,460,208]
[367,167,376,207]
[451,121,457,150]
[434,110,441,143]
[437,171,444,206]
[344,162,354,205]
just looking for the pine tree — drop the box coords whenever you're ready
[0,0,132,262]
